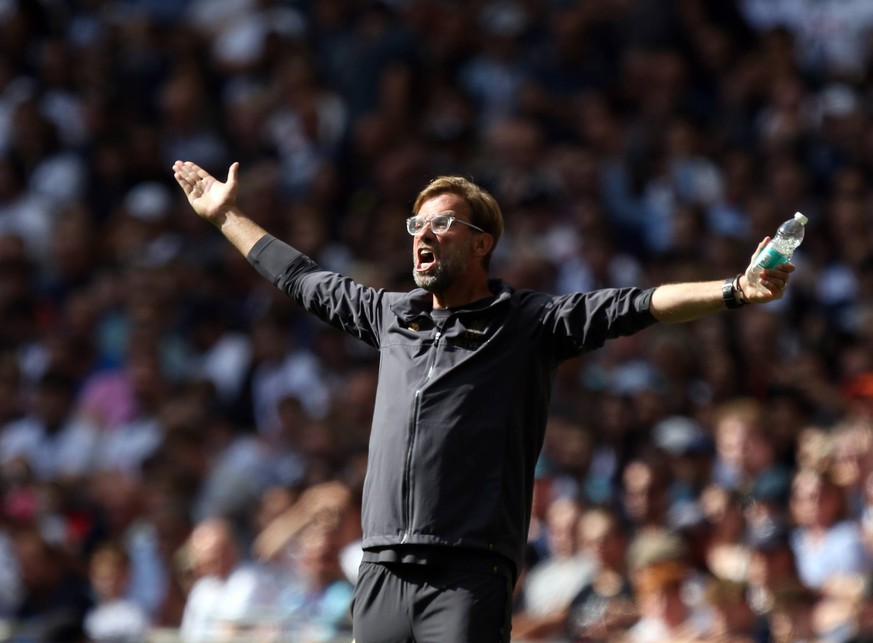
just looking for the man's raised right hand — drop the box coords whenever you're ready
[172,160,239,225]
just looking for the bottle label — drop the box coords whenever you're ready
[755,246,788,269]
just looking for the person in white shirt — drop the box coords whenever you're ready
[84,542,150,643]
[0,370,99,481]
[179,517,282,642]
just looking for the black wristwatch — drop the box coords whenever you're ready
[722,276,746,309]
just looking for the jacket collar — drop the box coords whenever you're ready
[390,279,513,322]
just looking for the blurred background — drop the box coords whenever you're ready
[1,0,873,641]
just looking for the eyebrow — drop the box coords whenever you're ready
[413,210,456,217]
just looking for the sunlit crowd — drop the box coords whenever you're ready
[2,1,873,641]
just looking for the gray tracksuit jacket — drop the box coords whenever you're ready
[248,234,657,576]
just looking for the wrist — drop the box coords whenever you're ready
[734,274,749,304]
[722,274,746,309]
[211,206,241,230]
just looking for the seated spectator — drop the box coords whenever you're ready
[0,370,100,482]
[620,452,673,534]
[248,311,330,434]
[790,468,871,590]
[84,542,150,642]
[526,455,563,568]
[11,527,93,639]
[711,398,791,501]
[179,517,281,642]
[0,156,54,260]
[513,497,596,640]
[276,522,354,641]
[745,520,803,623]
[743,467,792,537]
[566,507,637,642]
[178,518,235,643]
[620,529,710,642]
[699,578,758,642]
[253,481,360,577]
[767,583,819,643]
[812,572,870,642]
[90,343,168,477]
[700,484,749,582]
[651,414,713,504]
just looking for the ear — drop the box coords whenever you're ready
[473,232,494,257]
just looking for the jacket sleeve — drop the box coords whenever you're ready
[247,234,384,347]
[541,287,658,359]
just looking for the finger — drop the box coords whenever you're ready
[173,171,195,195]
[174,161,209,183]
[227,161,239,185]
[173,162,199,185]
[761,265,794,287]
[174,160,199,177]
[195,165,212,181]
[749,237,770,264]
[760,278,785,296]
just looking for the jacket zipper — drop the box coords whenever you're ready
[401,327,442,542]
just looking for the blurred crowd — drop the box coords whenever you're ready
[2,0,873,641]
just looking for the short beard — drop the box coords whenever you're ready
[413,264,452,293]
[413,246,469,293]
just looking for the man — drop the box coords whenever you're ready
[179,517,282,642]
[173,160,793,642]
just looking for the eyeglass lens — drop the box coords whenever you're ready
[408,215,451,234]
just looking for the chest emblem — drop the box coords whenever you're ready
[453,318,489,350]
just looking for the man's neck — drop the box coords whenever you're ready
[431,280,493,309]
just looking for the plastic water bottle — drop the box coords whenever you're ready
[747,212,808,291]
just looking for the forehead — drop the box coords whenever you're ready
[416,192,469,217]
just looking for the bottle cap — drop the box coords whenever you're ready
[794,212,808,225]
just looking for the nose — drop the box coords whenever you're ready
[414,222,436,238]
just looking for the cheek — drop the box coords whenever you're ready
[445,238,473,264]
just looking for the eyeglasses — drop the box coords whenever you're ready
[406,214,485,236]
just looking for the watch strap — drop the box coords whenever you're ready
[723,277,745,309]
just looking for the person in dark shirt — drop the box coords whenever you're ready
[173,159,794,642]
[567,508,637,642]
[12,527,93,640]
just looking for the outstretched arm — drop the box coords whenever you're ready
[172,160,267,256]
[650,238,795,323]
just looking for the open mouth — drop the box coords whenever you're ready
[415,247,437,272]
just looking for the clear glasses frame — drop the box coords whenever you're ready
[406,214,485,236]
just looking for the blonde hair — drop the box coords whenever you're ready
[633,560,688,597]
[90,541,130,570]
[413,176,504,268]
[713,397,764,430]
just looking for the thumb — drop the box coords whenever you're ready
[749,236,769,265]
[227,161,239,185]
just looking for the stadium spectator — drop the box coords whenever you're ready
[565,507,637,642]
[744,519,802,631]
[621,529,709,642]
[83,542,150,643]
[512,497,596,640]
[179,517,281,642]
[10,527,93,639]
[789,468,871,590]
[0,370,100,482]
[698,577,758,642]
